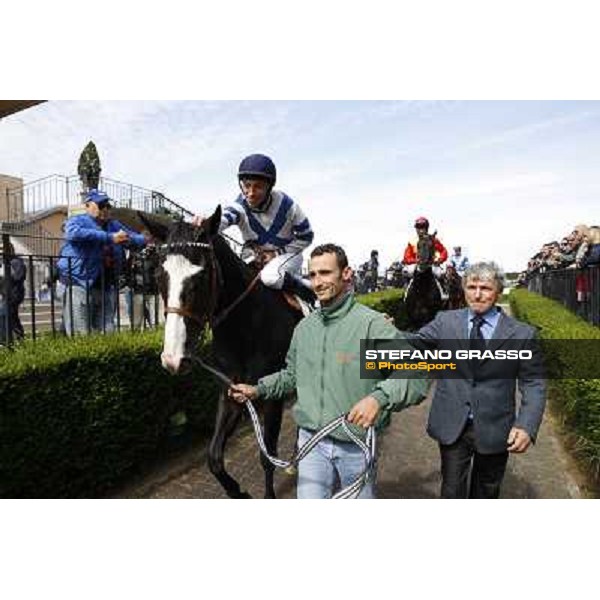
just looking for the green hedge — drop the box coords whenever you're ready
[357,288,407,328]
[509,289,600,485]
[0,289,404,498]
[0,331,219,498]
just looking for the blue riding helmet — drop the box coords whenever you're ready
[86,189,112,206]
[238,154,277,185]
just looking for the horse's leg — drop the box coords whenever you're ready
[207,391,249,499]
[260,400,284,499]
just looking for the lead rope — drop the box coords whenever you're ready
[191,356,377,499]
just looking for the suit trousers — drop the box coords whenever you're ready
[439,421,509,499]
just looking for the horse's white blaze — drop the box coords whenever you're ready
[162,254,203,360]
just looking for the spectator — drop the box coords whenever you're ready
[1,241,27,342]
[521,224,593,282]
[557,237,576,267]
[122,239,159,329]
[580,226,600,268]
[57,190,146,335]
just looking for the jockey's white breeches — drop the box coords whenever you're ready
[403,264,443,279]
[260,252,304,289]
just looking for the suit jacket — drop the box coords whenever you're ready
[416,307,546,454]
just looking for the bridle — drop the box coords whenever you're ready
[157,239,261,330]
[156,236,375,498]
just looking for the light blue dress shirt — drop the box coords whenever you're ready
[467,306,501,340]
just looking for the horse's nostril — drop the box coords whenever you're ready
[161,352,182,373]
[179,357,193,374]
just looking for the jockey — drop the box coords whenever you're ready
[449,245,470,276]
[366,249,379,275]
[359,249,380,292]
[193,154,315,303]
[402,216,449,298]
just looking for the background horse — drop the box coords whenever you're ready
[141,206,301,498]
[404,234,443,329]
[385,261,404,289]
[445,264,466,309]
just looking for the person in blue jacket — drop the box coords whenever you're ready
[57,189,147,335]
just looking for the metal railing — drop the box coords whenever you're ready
[1,234,164,347]
[527,265,600,326]
[0,220,63,257]
[4,174,193,223]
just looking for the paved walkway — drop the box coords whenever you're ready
[115,395,584,499]
[114,303,585,500]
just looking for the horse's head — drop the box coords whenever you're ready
[139,205,222,375]
[416,234,434,266]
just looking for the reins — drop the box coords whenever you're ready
[191,355,377,500]
[156,237,375,498]
[210,271,262,329]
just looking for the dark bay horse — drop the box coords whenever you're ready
[445,265,466,310]
[141,206,301,498]
[404,234,443,329]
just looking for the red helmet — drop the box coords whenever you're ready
[414,216,429,229]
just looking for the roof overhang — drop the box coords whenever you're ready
[0,100,46,119]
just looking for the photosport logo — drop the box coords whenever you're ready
[359,338,600,380]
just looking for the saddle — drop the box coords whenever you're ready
[282,292,312,317]
[243,246,313,317]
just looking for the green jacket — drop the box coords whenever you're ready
[257,292,429,441]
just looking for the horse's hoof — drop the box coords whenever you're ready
[237,491,252,499]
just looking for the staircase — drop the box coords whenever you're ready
[19,298,62,335]
[3,174,193,223]
[1,219,63,257]
[18,292,165,337]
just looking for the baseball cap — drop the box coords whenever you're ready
[85,189,112,207]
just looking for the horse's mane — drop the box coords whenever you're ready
[211,235,257,287]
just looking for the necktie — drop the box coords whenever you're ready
[469,314,486,377]
[470,314,486,343]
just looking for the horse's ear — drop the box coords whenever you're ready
[137,211,170,242]
[206,205,222,238]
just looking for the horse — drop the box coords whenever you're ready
[445,264,466,310]
[140,206,302,498]
[385,262,404,289]
[404,234,443,329]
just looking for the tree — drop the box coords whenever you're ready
[77,141,101,192]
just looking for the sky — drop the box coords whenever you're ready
[1,100,599,273]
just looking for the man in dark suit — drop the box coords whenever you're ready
[415,261,546,499]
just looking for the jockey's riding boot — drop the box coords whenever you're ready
[282,272,317,306]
